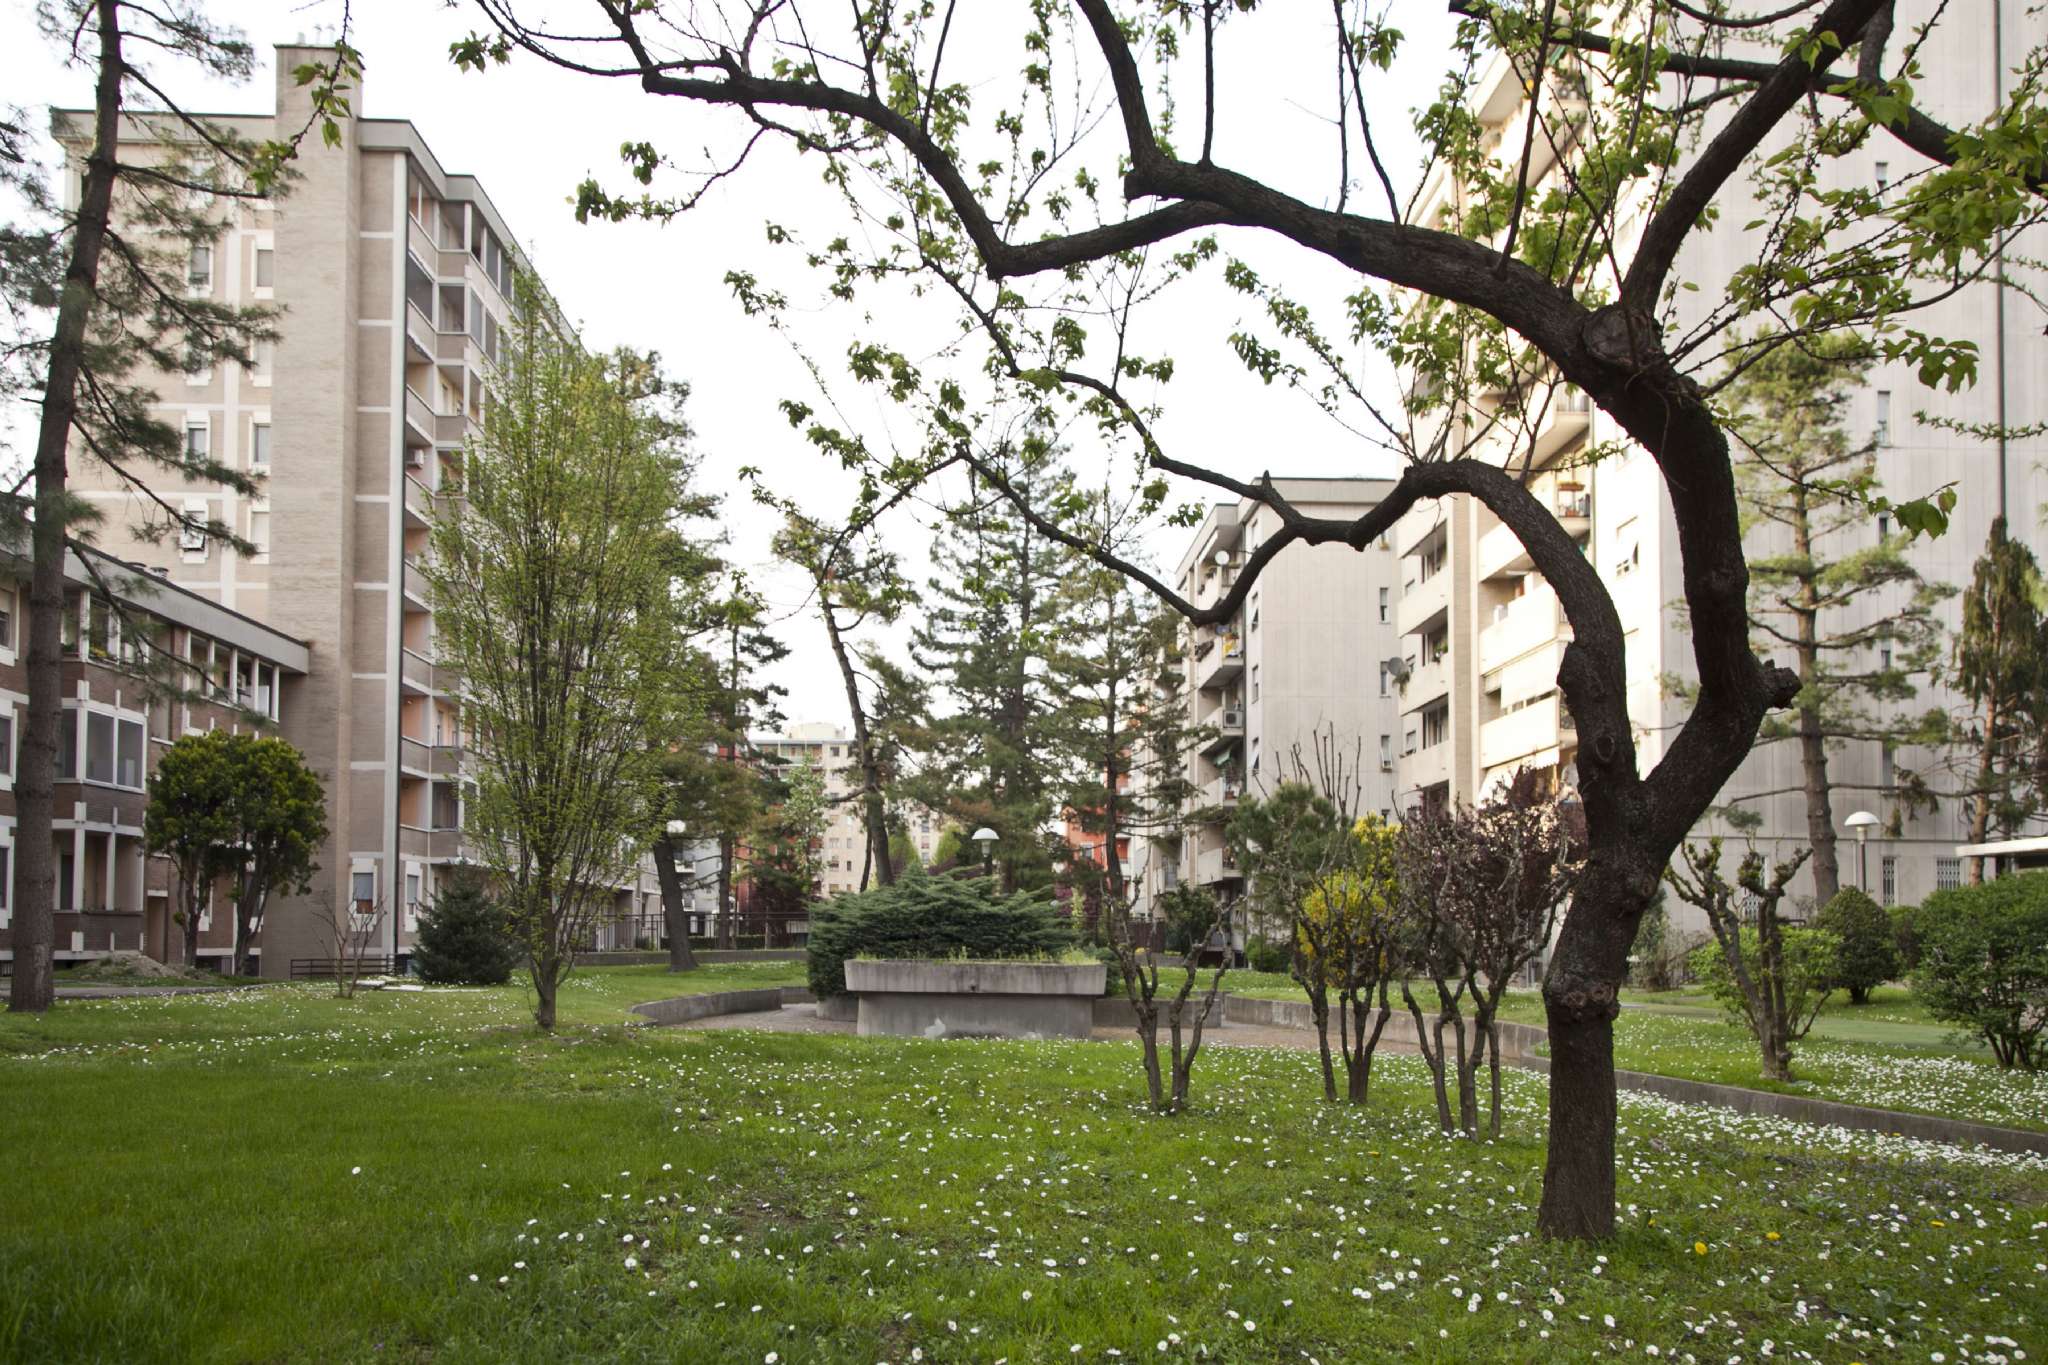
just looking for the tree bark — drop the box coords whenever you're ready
[10,0,123,1015]
[817,586,895,890]
[1791,485,1841,904]
[1965,693,2001,885]
[1537,1004,1618,1240]
[652,832,700,971]
[231,882,266,979]
[717,832,736,948]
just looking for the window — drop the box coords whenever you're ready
[0,714,11,775]
[352,870,376,911]
[1249,663,1260,702]
[1378,587,1389,622]
[249,505,270,558]
[405,871,422,926]
[184,422,209,463]
[116,719,143,789]
[0,587,12,650]
[1378,733,1392,768]
[180,500,207,554]
[1875,390,1891,446]
[250,423,271,467]
[1936,857,1961,891]
[187,243,212,290]
[254,247,274,288]
[1876,513,1890,542]
[1403,728,1418,756]
[1879,641,1892,671]
[58,849,74,912]
[85,712,114,784]
[252,340,273,383]
[56,709,76,780]
[1875,160,1889,189]
[1378,663,1390,697]
[1879,743,1895,791]
[1880,855,1897,907]
[0,845,9,913]
[1248,603,1259,634]
[1421,702,1449,749]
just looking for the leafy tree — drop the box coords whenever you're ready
[1711,338,1951,900]
[412,873,518,986]
[1812,886,1898,1005]
[804,867,1072,999]
[469,0,2044,1239]
[1668,840,1837,1082]
[1912,873,2048,1070]
[698,575,790,946]
[1297,815,1404,1106]
[745,753,829,943]
[142,731,240,967]
[3,2,355,1012]
[428,282,703,1030]
[213,735,327,979]
[1949,520,2048,881]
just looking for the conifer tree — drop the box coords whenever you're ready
[1716,338,1950,902]
[1950,519,2048,881]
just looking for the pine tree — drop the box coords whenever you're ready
[1950,519,2048,881]
[907,446,1078,892]
[1718,337,1951,902]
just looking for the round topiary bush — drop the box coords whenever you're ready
[1912,872,2048,1070]
[412,874,519,986]
[1812,886,1898,1004]
[806,868,1074,999]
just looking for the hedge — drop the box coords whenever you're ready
[806,870,1073,999]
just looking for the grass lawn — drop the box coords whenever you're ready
[2,966,2044,1363]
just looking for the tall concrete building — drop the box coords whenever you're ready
[752,723,947,900]
[1129,480,1405,925]
[1390,7,2048,915]
[59,48,663,971]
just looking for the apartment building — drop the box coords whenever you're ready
[752,723,946,898]
[1129,480,1405,924]
[58,47,663,972]
[0,539,308,972]
[1390,7,2048,914]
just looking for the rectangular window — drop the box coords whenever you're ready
[352,870,376,909]
[0,714,11,775]
[1875,160,1889,189]
[180,501,207,553]
[116,719,143,789]
[1378,587,1389,622]
[1936,857,1961,891]
[187,243,212,289]
[1880,744,1895,791]
[1876,513,1890,542]
[405,871,422,925]
[1880,855,1897,907]
[249,506,270,558]
[1378,664,1390,697]
[254,247,274,288]
[85,711,114,784]
[57,708,76,779]
[1249,663,1260,703]
[0,587,12,649]
[184,422,209,463]
[250,423,271,467]
[1378,734,1391,768]
[58,850,74,912]
[0,845,9,911]
[1875,390,1891,446]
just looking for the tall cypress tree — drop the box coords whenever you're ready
[1951,519,2048,882]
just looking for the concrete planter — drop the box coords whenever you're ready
[841,959,1107,1040]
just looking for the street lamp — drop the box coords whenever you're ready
[1844,810,1879,892]
[971,826,1000,879]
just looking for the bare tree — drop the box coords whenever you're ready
[1666,839,1834,1082]
[304,891,388,1000]
[1107,882,1233,1113]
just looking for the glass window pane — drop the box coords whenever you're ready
[57,709,77,779]
[117,720,143,789]
[250,424,270,465]
[254,247,274,287]
[86,712,114,784]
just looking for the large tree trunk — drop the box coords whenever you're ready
[1791,498,1840,904]
[534,959,559,1030]
[817,590,895,890]
[231,882,265,979]
[10,0,123,1015]
[1965,695,2001,885]
[652,833,700,972]
[1307,983,1337,1102]
[717,833,736,948]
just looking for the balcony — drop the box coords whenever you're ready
[401,558,432,612]
[1396,569,1449,638]
[1401,655,1450,710]
[1401,736,1452,796]
[406,217,440,274]
[399,648,437,695]
[1204,773,1244,809]
[399,735,432,778]
[430,741,465,779]
[1199,706,1244,757]
[1191,631,1245,692]
[434,411,468,448]
[402,387,435,449]
[1480,693,1576,771]
[1194,844,1241,886]
[1478,583,1569,673]
[1486,638,1569,712]
[402,475,434,527]
[404,300,436,362]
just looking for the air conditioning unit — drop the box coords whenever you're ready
[1220,706,1243,727]
[1379,758,1393,772]
[404,448,427,470]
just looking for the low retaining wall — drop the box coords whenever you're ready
[1219,994,1548,1062]
[844,960,1106,1040]
[583,948,808,968]
[629,985,813,1026]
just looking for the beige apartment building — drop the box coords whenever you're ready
[1390,7,2048,915]
[1129,480,1405,924]
[753,723,946,898]
[60,48,663,971]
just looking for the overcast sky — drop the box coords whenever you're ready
[2,0,1457,727]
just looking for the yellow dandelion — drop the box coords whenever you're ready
[1693,1241,1708,1256]
[1765,1231,1780,1242]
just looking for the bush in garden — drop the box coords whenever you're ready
[412,874,519,986]
[1890,902,1924,974]
[805,867,1073,999]
[1912,872,2048,1070]
[1245,935,1291,975]
[1685,924,1840,1077]
[1813,886,1899,1004]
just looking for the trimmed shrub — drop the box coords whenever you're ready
[1813,886,1898,1004]
[1890,902,1924,974]
[412,875,518,985]
[1912,872,2048,1070]
[1245,935,1291,975]
[805,870,1074,999]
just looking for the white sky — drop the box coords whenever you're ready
[1,1,1458,726]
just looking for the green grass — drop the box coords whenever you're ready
[2,966,2044,1363]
